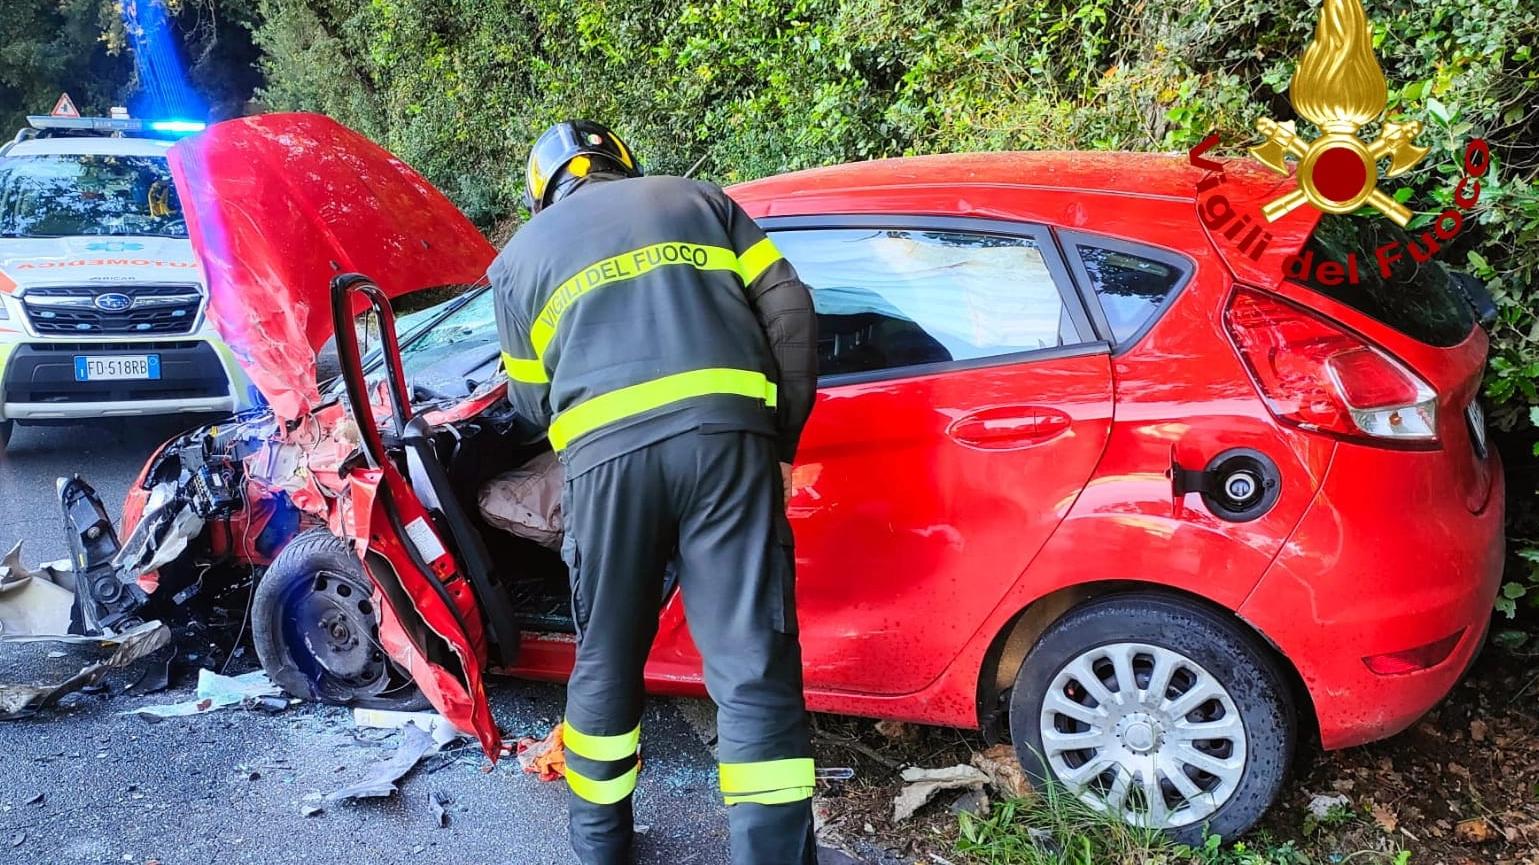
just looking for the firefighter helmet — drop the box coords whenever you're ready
[523,120,642,214]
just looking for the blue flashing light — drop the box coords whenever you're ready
[22,115,208,139]
[150,120,206,134]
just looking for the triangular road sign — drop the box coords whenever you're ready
[51,93,80,118]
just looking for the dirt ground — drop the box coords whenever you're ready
[1264,646,1539,865]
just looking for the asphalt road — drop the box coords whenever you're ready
[0,419,898,865]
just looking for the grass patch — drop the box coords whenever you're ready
[954,782,1413,865]
[955,782,1172,865]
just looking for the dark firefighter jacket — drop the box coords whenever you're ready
[489,173,819,477]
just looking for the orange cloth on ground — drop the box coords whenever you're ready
[515,722,567,781]
[513,722,645,784]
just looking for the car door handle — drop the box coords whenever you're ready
[946,406,1071,449]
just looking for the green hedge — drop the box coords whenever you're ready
[252,0,1539,615]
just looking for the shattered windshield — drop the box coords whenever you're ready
[352,286,502,403]
[0,154,188,238]
[400,286,500,384]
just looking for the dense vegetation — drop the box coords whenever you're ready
[4,0,1538,619]
[0,0,260,130]
[255,0,1539,628]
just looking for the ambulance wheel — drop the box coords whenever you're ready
[0,421,12,451]
[252,528,429,711]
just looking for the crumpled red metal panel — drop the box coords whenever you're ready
[349,466,501,759]
[166,112,497,424]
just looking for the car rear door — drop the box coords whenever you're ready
[764,216,1116,696]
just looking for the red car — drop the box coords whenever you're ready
[46,113,1501,844]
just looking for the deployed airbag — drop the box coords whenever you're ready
[478,451,564,551]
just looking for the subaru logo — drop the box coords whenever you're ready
[94,293,134,312]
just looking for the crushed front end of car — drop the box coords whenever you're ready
[1,400,351,633]
[1,111,508,719]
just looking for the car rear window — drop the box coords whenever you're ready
[1289,213,1473,348]
[1074,245,1185,344]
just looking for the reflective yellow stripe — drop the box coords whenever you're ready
[564,722,640,762]
[567,764,639,805]
[548,368,777,452]
[502,351,549,384]
[724,786,816,806]
[719,758,816,795]
[530,242,743,358]
[738,237,782,285]
[613,136,635,170]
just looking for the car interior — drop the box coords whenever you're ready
[420,406,579,636]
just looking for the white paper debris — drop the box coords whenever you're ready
[126,669,282,718]
[892,765,989,823]
[1307,792,1352,819]
[353,707,469,747]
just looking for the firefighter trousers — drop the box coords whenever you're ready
[557,429,817,865]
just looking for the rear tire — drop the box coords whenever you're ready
[251,528,429,710]
[0,420,12,451]
[1009,592,1295,846]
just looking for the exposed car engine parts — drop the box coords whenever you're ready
[34,413,291,639]
[1169,447,1282,523]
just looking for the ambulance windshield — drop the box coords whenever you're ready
[0,154,187,239]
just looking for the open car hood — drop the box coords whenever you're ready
[166,113,497,424]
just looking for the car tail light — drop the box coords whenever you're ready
[1362,629,1465,675]
[1223,287,1438,445]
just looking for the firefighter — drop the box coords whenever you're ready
[489,119,821,865]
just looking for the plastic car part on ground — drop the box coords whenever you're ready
[0,619,172,719]
[0,542,75,638]
[325,720,445,802]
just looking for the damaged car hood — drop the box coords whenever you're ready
[165,112,498,424]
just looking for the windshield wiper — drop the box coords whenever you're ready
[439,291,479,316]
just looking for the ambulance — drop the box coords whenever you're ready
[0,100,255,451]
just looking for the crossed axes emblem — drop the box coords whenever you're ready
[1250,118,1428,227]
[1247,0,1430,227]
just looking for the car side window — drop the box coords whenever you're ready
[1073,245,1185,345]
[769,227,1082,378]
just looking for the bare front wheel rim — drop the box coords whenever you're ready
[1039,641,1248,830]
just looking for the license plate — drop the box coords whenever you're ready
[74,354,161,381]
